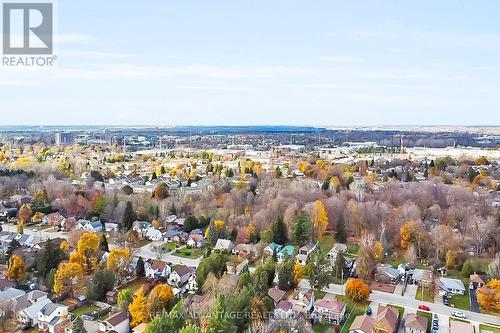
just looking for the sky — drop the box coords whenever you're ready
[1,0,500,126]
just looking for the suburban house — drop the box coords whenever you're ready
[168,265,195,288]
[264,242,282,256]
[438,277,466,295]
[0,288,25,317]
[289,289,314,315]
[186,234,205,248]
[46,212,66,229]
[15,291,53,327]
[76,219,103,232]
[277,245,295,263]
[132,221,153,238]
[214,239,234,253]
[98,311,130,333]
[63,217,77,232]
[314,298,346,325]
[232,243,261,260]
[15,233,34,247]
[469,273,485,289]
[375,264,401,285]
[411,269,433,287]
[349,304,399,333]
[268,287,286,306]
[274,300,294,319]
[450,320,474,333]
[0,278,15,291]
[327,243,348,259]
[404,313,428,333]
[145,227,162,241]
[164,228,188,244]
[187,274,198,292]
[37,303,70,333]
[145,260,171,279]
[296,243,317,266]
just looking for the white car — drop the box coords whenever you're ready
[451,310,466,319]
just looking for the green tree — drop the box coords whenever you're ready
[86,269,115,301]
[179,324,201,333]
[99,233,109,252]
[308,249,332,291]
[122,201,136,231]
[277,258,296,290]
[46,268,57,292]
[227,287,252,332]
[145,301,187,333]
[36,239,67,280]
[72,316,87,333]
[335,217,347,243]
[196,253,227,287]
[136,257,145,277]
[183,216,199,233]
[272,218,287,245]
[292,213,310,245]
[117,289,133,310]
[333,253,346,279]
[205,296,236,333]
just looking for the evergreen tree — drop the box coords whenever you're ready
[277,258,295,290]
[99,233,109,252]
[121,201,136,231]
[335,217,347,243]
[36,239,67,280]
[308,249,332,291]
[272,218,287,245]
[136,257,145,277]
[72,317,87,333]
[292,213,310,245]
[86,269,116,301]
[333,253,346,279]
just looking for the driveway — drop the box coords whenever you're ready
[470,288,480,313]
[405,284,418,299]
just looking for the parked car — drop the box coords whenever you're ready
[418,305,430,311]
[432,320,439,329]
[443,296,449,306]
[451,310,466,319]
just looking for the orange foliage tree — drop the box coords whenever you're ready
[477,279,500,311]
[5,255,26,283]
[346,278,370,302]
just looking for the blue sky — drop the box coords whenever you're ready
[1,0,500,126]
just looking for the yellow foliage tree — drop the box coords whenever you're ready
[214,220,224,231]
[148,283,174,312]
[374,241,384,261]
[77,232,99,271]
[400,221,420,250]
[18,204,32,223]
[293,262,303,285]
[5,255,26,283]
[69,251,86,267]
[312,200,328,241]
[17,220,24,235]
[60,240,70,251]
[446,250,457,269]
[129,287,150,327]
[477,279,500,311]
[107,248,131,279]
[53,262,83,295]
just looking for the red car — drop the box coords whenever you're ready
[418,305,431,311]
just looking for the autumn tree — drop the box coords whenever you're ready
[312,200,328,241]
[152,182,169,200]
[36,239,67,280]
[6,255,26,283]
[374,241,384,261]
[53,262,83,296]
[293,262,303,285]
[77,232,100,272]
[148,283,174,313]
[129,287,150,327]
[357,232,377,279]
[18,204,32,223]
[477,279,500,311]
[107,248,131,281]
[346,278,370,302]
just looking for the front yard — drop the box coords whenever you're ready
[449,289,471,311]
[173,247,204,259]
[415,286,434,302]
[336,295,369,333]
[480,324,500,333]
[313,322,335,333]
[72,304,99,318]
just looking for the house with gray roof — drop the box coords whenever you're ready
[438,277,466,295]
[37,303,69,333]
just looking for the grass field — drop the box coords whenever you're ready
[416,286,434,302]
[319,234,334,256]
[119,278,148,295]
[163,242,177,252]
[480,324,500,333]
[336,295,369,333]
[173,247,204,258]
[449,289,470,310]
[313,322,334,333]
[72,304,99,317]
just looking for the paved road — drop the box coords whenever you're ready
[299,280,500,326]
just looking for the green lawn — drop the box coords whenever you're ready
[119,278,147,295]
[313,322,334,333]
[387,304,405,318]
[319,234,334,256]
[72,305,99,317]
[340,301,367,333]
[314,290,327,299]
[480,324,500,333]
[449,289,471,311]
[416,286,434,302]
[163,242,177,252]
[173,247,204,258]
[417,311,433,333]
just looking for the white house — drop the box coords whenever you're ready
[98,311,129,333]
[37,303,69,333]
[146,228,162,241]
[15,291,52,327]
[76,219,103,233]
[296,243,317,266]
[187,274,198,292]
[438,277,466,295]
[145,260,171,279]
[214,239,234,253]
[168,265,195,288]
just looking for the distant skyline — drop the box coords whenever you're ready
[1,1,500,125]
